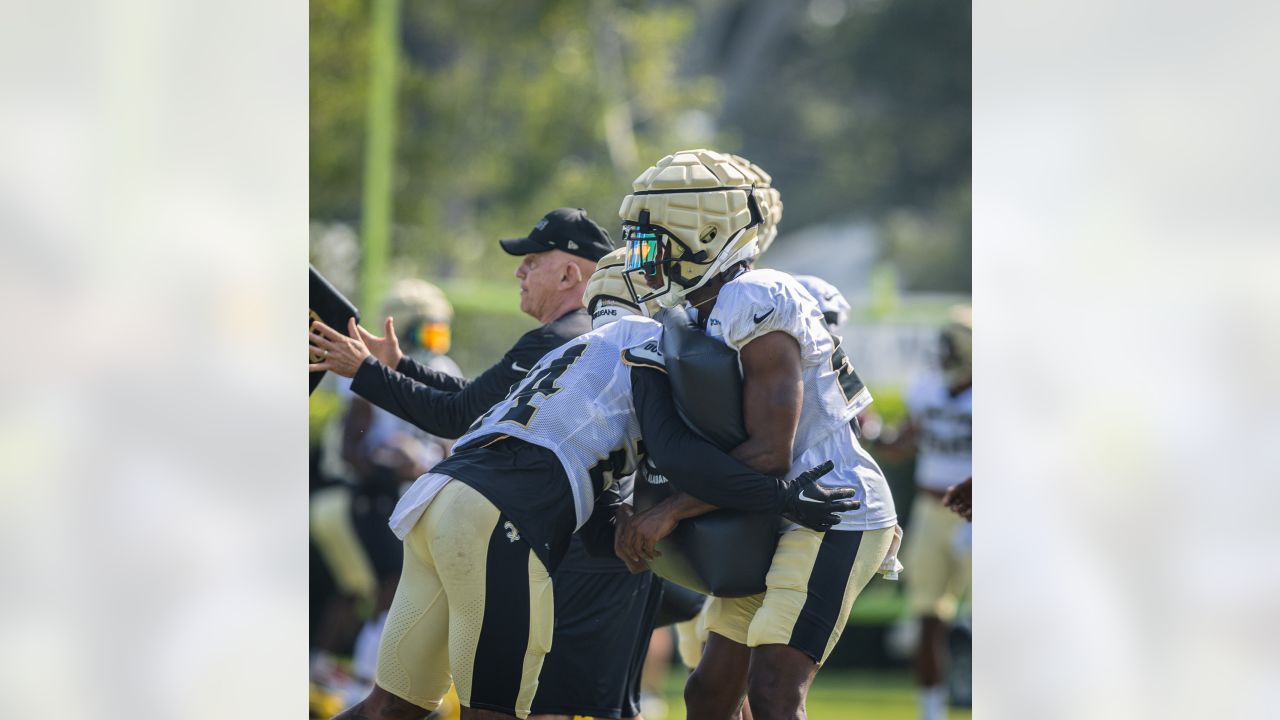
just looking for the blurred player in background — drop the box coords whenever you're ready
[793,275,851,334]
[344,280,460,691]
[879,306,972,720]
[310,280,460,705]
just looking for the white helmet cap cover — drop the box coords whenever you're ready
[727,153,783,258]
[619,149,767,308]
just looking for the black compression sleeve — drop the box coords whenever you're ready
[630,366,785,513]
[350,326,563,438]
[349,358,486,438]
[396,356,469,392]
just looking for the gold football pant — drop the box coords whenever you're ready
[675,602,711,669]
[309,486,377,603]
[705,526,894,664]
[901,494,971,620]
[374,480,554,719]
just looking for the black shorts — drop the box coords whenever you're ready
[530,541,665,719]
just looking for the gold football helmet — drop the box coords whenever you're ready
[583,248,661,327]
[940,304,972,389]
[383,279,454,355]
[619,149,771,307]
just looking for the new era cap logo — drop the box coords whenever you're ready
[567,240,579,250]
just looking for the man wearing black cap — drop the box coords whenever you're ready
[310,208,664,720]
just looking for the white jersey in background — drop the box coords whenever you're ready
[702,268,896,532]
[907,370,972,492]
[451,315,661,528]
[362,353,462,473]
[793,274,852,329]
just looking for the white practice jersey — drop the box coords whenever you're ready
[703,268,897,532]
[907,370,972,492]
[452,315,660,528]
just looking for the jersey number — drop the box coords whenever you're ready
[588,446,631,497]
[830,335,867,407]
[498,343,588,428]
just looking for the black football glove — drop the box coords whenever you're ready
[780,460,860,531]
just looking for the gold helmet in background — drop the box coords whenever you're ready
[940,304,972,389]
[584,248,661,327]
[618,149,770,307]
[383,279,454,355]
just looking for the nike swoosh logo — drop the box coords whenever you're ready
[753,308,776,324]
[511,362,529,373]
[823,293,837,302]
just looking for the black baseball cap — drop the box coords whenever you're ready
[500,208,614,262]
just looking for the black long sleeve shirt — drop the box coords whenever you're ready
[349,308,591,439]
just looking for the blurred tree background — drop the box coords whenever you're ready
[310,0,969,373]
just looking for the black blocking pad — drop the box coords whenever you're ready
[637,307,780,597]
[660,306,747,448]
[309,264,360,395]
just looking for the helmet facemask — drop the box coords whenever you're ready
[586,247,661,327]
[621,209,704,306]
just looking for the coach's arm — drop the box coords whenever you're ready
[346,325,559,438]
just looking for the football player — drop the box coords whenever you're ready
[617,149,898,720]
[880,306,972,720]
[322,258,858,720]
[665,182,879,697]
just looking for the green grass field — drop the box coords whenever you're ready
[659,667,971,720]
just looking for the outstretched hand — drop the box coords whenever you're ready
[781,460,861,532]
[309,317,373,378]
[355,316,405,369]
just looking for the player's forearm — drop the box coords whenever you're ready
[664,491,718,521]
[729,437,793,478]
[396,356,470,392]
[632,367,787,513]
[350,358,477,438]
